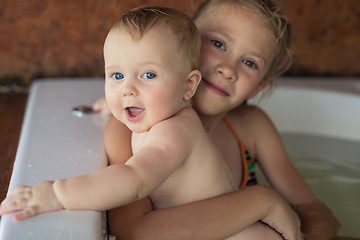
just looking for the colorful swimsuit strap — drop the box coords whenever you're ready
[223,116,249,189]
[223,116,257,189]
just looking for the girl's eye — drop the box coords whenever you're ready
[242,60,258,69]
[111,72,124,80]
[210,40,225,50]
[142,72,156,79]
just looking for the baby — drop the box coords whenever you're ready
[102,5,237,210]
[0,6,237,219]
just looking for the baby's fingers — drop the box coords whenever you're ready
[93,97,111,115]
[13,205,40,222]
[0,186,33,215]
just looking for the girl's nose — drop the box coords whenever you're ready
[216,61,237,82]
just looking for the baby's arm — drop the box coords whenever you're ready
[0,163,150,220]
[0,117,129,221]
[1,116,190,220]
[51,120,190,210]
[0,145,184,220]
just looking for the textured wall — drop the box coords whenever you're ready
[0,0,359,86]
[282,0,360,76]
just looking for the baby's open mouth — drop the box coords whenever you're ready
[125,107,144,121]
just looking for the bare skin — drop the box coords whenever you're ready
[0,4,307,240]
[102,3,312,239]
[95,2,339,239]
[104,116,301,240]
[104,27,237,210]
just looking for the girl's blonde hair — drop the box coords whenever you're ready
[193,0,292,86]
[112,6,201,71]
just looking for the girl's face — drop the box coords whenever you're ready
[193,3,277,116]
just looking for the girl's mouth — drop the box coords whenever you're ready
[202,79,230,96]
[125,107,144,121]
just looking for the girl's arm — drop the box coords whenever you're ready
[244,106,315,204]
[105,117,301,240]
[108,185,301,240]
[245,106,340,239]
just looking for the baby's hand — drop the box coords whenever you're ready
[0,181,64,221]
[93,97,112,116]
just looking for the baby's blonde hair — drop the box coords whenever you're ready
[112,6,201,71]
[194,0,292,86]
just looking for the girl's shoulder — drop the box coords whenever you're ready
[227,104,281,160]
[228,104,272,127]
[227,104,278,142]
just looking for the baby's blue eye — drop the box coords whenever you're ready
[142,72,156,79]
[111,72,124,80]
[242,60,258,69]
[211,40,225,50]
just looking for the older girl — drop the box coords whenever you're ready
[95,0,340,239]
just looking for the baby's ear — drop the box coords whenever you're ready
[184,70,202,101]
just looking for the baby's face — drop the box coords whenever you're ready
[193,3,277,115]
[104,27,189,133]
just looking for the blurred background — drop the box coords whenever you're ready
[0,0,359,90]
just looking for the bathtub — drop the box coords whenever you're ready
[0,79,109,240]
[0,77,359,238]
[250,77,360,237]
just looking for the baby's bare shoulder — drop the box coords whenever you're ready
[146,107,202,148]
[159,107,202,132]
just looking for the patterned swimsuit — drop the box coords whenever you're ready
[224,116,258,189]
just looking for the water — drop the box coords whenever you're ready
[255,133,360,237]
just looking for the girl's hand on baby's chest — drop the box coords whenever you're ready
[0,181,63,221]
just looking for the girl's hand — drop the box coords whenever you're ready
[0,181,64,221]
[261,188,303,240]
[292,199,340,240]
[93,97,112,116]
